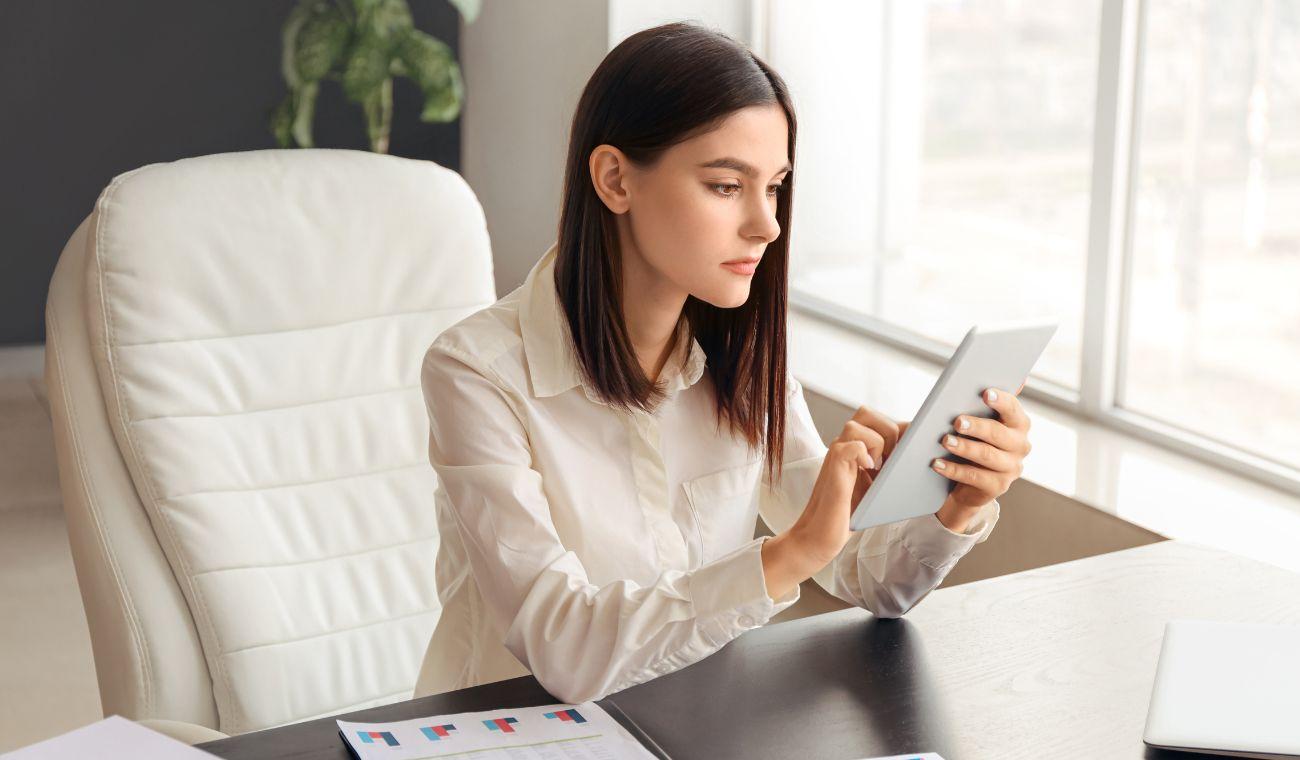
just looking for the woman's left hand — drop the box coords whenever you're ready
[932,384,1032,532]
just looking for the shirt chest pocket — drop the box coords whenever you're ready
[681,459,764,563]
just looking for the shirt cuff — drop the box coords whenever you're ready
[690,535,800,630]
[900,497,1001,571]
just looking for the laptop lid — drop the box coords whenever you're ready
[1144,620,1300,759]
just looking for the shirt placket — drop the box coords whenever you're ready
[625,406,690,570]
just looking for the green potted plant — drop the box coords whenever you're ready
[270,0,479,153]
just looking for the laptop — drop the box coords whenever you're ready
[1144,620,1300,759]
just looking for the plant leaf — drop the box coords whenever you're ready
[292,81,320,148]
[269,93,295,147]
[341,33,392,102]
[395,28,462,121]
[293,3,351,83]
[419,61,463,122]
[448,0,481,24]
[371,0,413,39]
[361,78,393,153]
[280,0,318,88]
[395,29,452,91]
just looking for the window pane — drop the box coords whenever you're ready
[1123,0,1300,471]
[776,0,1100,390]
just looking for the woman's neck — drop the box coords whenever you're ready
[618,239,688,384]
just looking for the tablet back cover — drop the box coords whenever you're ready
[850,321,1056,531]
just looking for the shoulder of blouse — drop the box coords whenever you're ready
[422,291,530,400]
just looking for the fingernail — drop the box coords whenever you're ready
[959,417,971,431]
[986,388,999,403]
[945,435,959,448]
[932,458,946,470]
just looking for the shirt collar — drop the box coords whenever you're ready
[519,241,708,402]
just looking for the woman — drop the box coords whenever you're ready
[415,22,1030,704]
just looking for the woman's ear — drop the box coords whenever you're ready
[589,144,633,214]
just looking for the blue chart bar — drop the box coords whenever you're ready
[357,730,399,746]
[484,716,520,733]
[543,709,588,724]
[421,724,458,741]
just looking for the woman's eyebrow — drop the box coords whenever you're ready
[697,157,792,179]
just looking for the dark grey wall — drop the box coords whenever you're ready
[0,1,462,346]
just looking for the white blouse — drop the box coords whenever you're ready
[413,242,1000,704]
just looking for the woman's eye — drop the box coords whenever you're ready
[709,183,782,198]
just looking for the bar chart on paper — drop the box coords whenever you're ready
[419,724,457,741]
[355,730,399,747]
[338,701,659,759]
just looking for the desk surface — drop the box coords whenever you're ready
[199,540,1300,759]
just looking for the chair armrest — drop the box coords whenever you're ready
[137,718,229,745]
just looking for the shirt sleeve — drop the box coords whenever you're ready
[758,372,1000,618]
[421,342,800,705]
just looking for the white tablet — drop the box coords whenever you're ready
[848,320,1057,532]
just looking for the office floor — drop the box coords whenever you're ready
[0,375,103,753]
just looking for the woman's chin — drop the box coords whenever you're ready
[697,284,752,309]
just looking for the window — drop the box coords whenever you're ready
[1123,0,1300,474]
[765,0,1300,491]
[772,0,1099,392]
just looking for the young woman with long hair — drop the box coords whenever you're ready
[416,22,1029,705]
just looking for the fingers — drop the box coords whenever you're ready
[850,405,903,459]
[940,432,1022,476]
[840,419,885,469]
[952,414,1016,452]
[951,384,1029,457]
[981,386,1029,431]
[932,456,1013,494]
[933,387,1031,502]
[831,439,876,471]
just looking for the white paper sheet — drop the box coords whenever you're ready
[0,715,220,759]
[337,701,657,759]
[854,754,946,760]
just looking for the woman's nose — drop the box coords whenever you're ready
[744,197,781,243]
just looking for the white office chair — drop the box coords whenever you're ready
[43,148,496,741]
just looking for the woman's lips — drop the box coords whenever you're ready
[721,260,758,276]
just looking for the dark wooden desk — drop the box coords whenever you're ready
[199,541,1300,759]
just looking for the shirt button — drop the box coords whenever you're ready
[654,662,671,674]
[738,614,755,628]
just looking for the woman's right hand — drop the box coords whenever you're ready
[761,407,908,599]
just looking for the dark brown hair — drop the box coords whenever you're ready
[554,21,797,487]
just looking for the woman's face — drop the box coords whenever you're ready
[593,103,790,309]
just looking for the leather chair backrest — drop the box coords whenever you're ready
[44,148,495,734]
